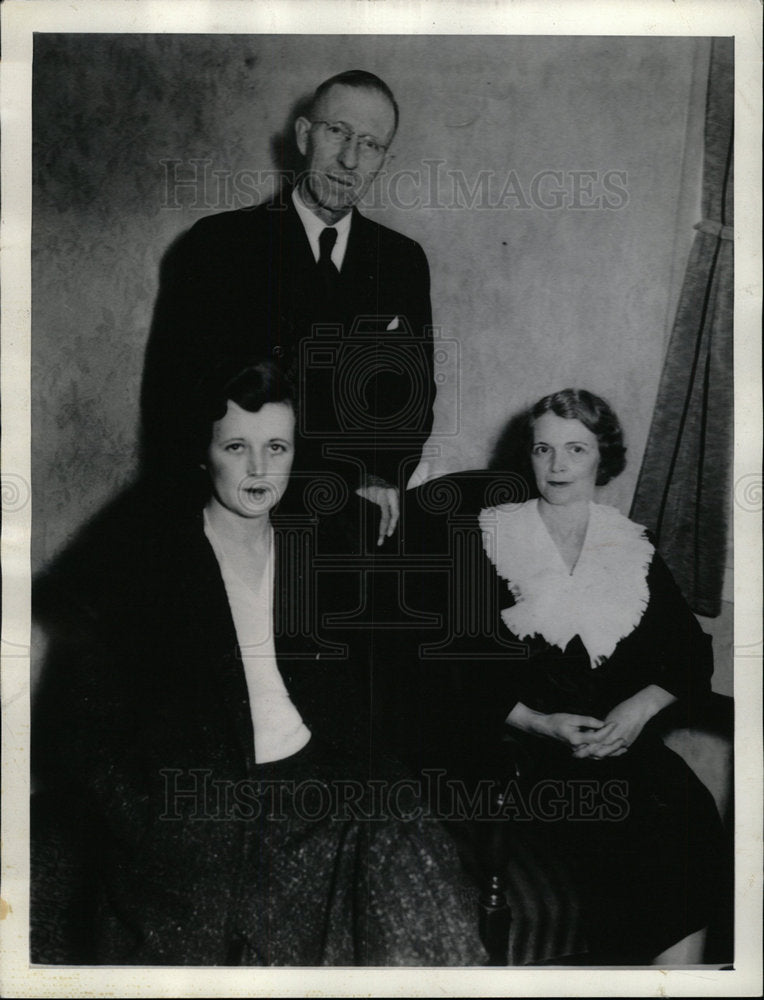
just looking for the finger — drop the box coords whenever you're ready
[377,501,391,547]
[571,716,608,730]
[386,489,400,536]
[589,738,627,758]
[577,722,616,745]
[573,731,624,757]
[569,726,609,747]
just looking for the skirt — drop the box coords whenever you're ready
[232,738,487,966]
[33,738,487,966]
[502,731,726,963]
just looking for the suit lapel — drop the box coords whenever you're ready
[339,208,378,304]
[274,200,382,335]
[273,193,316,274]
[262,193,318,356]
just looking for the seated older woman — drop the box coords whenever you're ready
[31,359,485,966]
[485,388,725,964]
[394,388,726,965]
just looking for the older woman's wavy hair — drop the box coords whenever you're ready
[529,388,626,486]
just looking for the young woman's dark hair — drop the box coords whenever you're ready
[192,358,297,462]
[208,360,296,421]
[529,388,626,486]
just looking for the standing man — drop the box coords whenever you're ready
[142,70,435,543]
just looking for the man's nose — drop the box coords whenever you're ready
[338,135,359,169]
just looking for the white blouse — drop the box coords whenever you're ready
[204,513,311,763]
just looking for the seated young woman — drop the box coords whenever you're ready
[31,359,486,966]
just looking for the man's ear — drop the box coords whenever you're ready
[294,117,311,156]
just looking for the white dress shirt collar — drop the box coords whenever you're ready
[292,186,351,270]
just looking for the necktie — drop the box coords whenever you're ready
[317,227,339,301]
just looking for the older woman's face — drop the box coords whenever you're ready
[206,400,295,519]
[531,412,600,506]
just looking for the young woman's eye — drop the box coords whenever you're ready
[269,443,286,454]
[570,445,586,455]
[532,445,548,455]
[225,442,243,453]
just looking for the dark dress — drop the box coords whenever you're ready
[31,484,485,966]
[477,499,725,962]
[389,483,726,964]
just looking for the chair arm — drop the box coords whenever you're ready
[655,693,734,827]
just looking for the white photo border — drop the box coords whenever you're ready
[2,1,761,996]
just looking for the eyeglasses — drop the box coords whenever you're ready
[310,120,390,161]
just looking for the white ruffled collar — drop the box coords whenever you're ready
[479,499,654,668]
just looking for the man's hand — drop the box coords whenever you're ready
[356,485,400,546]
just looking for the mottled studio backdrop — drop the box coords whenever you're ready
[32,34,731,688]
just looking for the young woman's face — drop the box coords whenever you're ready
[531,412,600,506]
[206,400,295,519]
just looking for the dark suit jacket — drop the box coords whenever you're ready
[141,194,435,491]
[31,485,381,963]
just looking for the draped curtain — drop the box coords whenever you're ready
[630,37,733,617]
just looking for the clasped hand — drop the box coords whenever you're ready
[544,699,649,759]
[548,699,645,759]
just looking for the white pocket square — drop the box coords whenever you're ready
[386,316,400,331]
